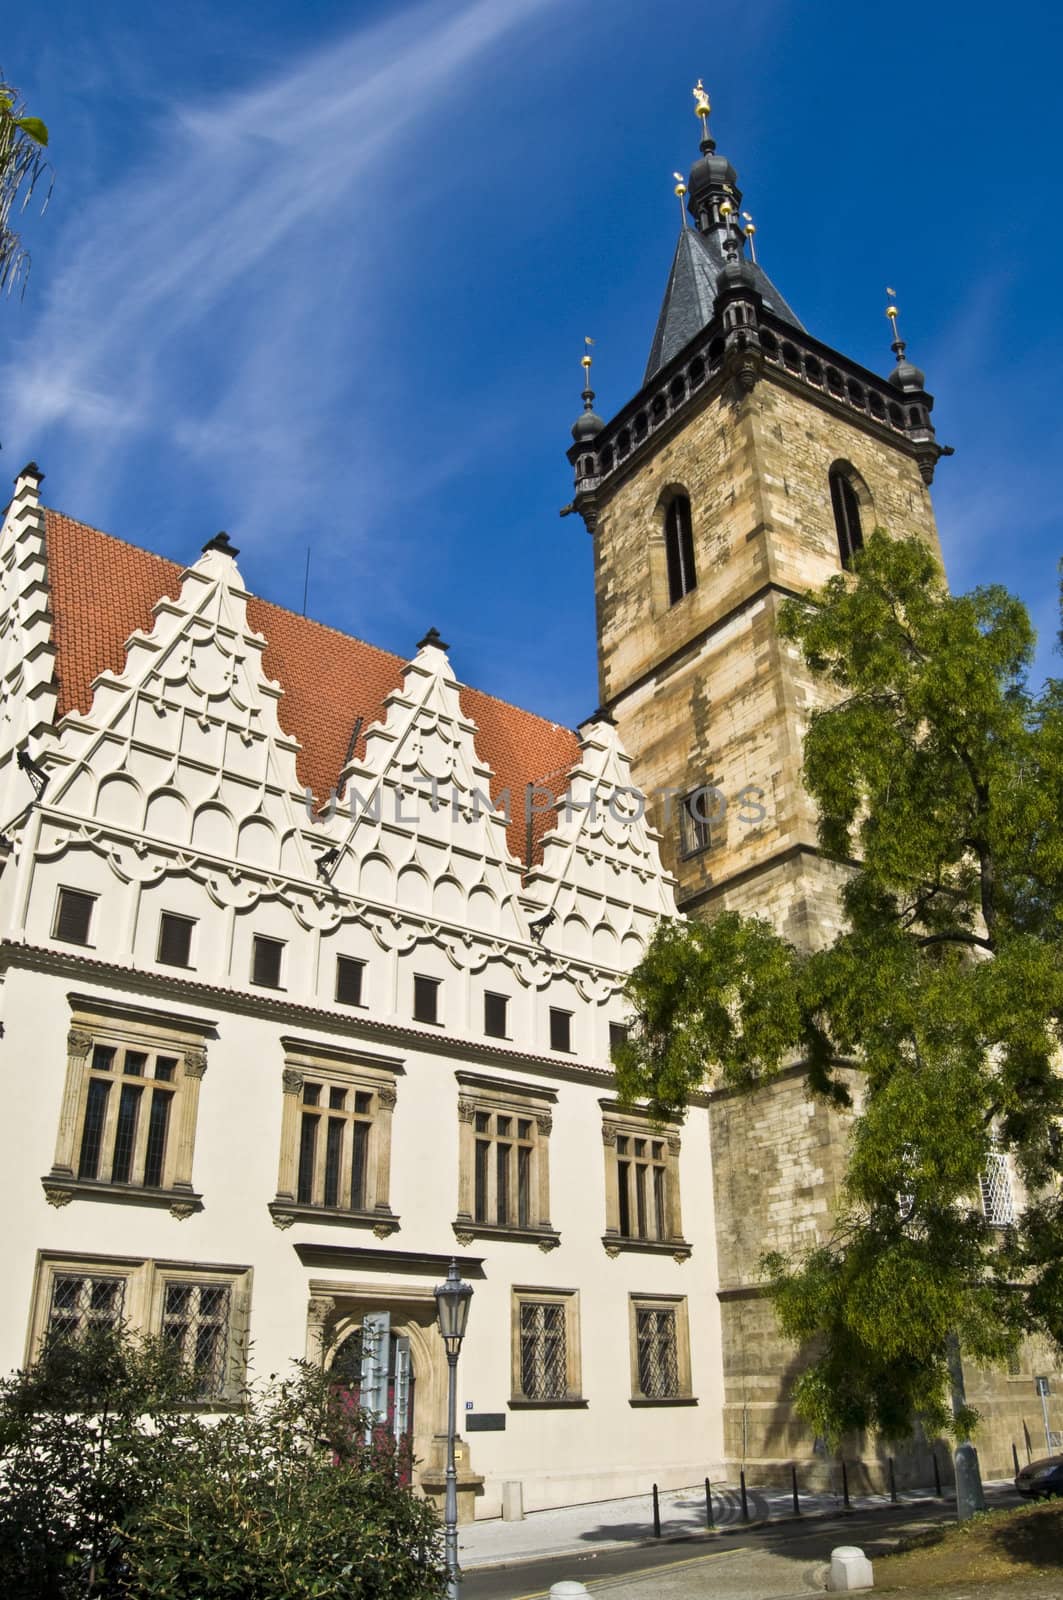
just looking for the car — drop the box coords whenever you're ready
[1015,1453,1063,1498]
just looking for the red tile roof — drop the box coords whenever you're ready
[43,510,581,868]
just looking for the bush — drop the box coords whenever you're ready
[0,1328,445,1599]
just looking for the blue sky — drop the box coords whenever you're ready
[4,0,1061,726]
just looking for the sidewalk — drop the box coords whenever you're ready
[458,1477,1016,1571]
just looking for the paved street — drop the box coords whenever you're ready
[459,1484,1023,1599]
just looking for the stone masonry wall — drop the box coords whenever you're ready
[592,362,951,1482]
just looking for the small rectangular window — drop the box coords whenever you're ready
[549,1008,572,1053]
[335,956,365,1007]
[679,790,713,856]
[157,913,194,968]
[251,935,284,989]
[54,888,95,946]
[484,992,508,1039]
[609,1021,629,1059]
[413,974,440,1024]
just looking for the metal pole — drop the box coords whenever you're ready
[1012,1441,1021,1476]
[739,1468,749,1522]
[841,1459,850,1510]
[652,1482,661,1538]
[1023,1419,1033,1463]
[888,1458,898,1503]
[444,1351,459,1600]
[932,1450,942,1498]
[705,1477,714,1529]
[1040,1385,1052,1454]
[791,1464,800,1516]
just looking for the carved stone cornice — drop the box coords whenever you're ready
[268,1199,401,1235]
[41,1173,204,1217]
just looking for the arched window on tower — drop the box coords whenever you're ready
[665,494,697,605]
[829,465,864,569]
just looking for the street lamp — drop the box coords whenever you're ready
[434,1259,473,1599]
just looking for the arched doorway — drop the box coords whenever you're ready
[330,1315,416,1478]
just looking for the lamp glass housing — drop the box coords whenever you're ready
[434,1260,473,1357]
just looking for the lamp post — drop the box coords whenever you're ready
[434,1258,473,1599]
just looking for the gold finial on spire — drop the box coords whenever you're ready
[885,287,900,333]
[692,79,711,119]
[742,211,757,263]
[581,335,594,379]
[673,170,689,227]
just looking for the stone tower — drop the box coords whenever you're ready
[564,89,949,1479]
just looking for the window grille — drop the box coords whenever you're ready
[157,912,194,968]
[829,467,864,568]
[335,956,365,1006]
[161,1281,232,1398]
[296,1080,374,1211]
[54,888,95,945]
[251,935,283,988]
[980,1151,1015,1227]
[664,496,697,604]
[48,1273,126,1339]
[636,1307,680,1399]
[519,1302,567,1400]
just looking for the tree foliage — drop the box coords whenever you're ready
[0,1325,446,1599]
[0,71,50,294]
[616,531,1063,1443]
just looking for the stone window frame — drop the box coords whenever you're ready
[627,1292,696,1407]
[600,1099,691,1261]
[269,1036,402,1236]
[453,1071,559,1251]
[42,996,214,1218]
[509,1285,586,1410]
[27,1249,252,1405]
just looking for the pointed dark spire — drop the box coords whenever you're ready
[644,88,802,381]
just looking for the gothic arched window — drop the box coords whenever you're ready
[665,494,697,605]
[829,465,864,569]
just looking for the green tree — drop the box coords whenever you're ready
[616,531,1063,1457]
[0,71,50,293]
[0,1326,446,1599]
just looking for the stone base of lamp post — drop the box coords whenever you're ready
[421,1437,485,1526]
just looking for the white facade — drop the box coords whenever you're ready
[0,464,725,1516]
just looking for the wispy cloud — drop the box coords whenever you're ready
[2,0,558,549]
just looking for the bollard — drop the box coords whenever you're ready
[841,1459,850,1510]
[888,1457,898,1504]
[828,1545,873,1592]
[791,1463,800,1516]
[739,1467,750,1522]
[652,1482,661,1538]
[1012,1441,1021,1477]
[549,1585,591,1599]
[932,1450,942,1499]
[705,1476,715,1529]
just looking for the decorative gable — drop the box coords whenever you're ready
[318,631,529,942]
[42,535,317,882]
[525,716,677,968]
